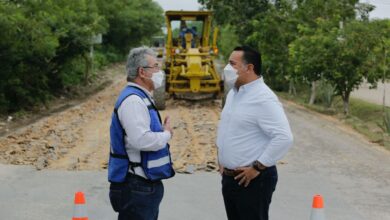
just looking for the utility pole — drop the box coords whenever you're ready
[383,46,386,113]
[382,40,389,148]
[383,43,388,136]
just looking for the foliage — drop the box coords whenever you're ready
[199,0,389,115]
[246,1,298,91]
[323,20,378,114]
[218,25,239,61]
[0,0,164,113]
[198,0,270,43]
[363,19,390,86]
[96,0,164,55]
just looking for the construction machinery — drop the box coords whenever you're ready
[151,35,165,58]
[154,10,220,109]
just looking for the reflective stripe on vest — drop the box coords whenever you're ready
[147,155,171,169]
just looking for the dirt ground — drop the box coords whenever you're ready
[0,64,388,174]
[0,65,220,173]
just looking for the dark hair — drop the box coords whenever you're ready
[233,46,262,76]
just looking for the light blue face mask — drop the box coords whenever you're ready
[224,64,238,88]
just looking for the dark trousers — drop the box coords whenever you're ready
[109,173,164,220]
[222,166,278,220]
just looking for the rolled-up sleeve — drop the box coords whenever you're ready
[257,100,293,166]
[118,95,171,152]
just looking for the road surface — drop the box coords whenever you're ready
[0,66,389,219]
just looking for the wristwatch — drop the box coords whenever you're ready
[252,160,267,172]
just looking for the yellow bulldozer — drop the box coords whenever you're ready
[153,10,221,109]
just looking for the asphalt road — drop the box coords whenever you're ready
[1,101,389,220]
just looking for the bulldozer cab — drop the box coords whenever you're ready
[151,35,165,58]
[163,11,221,99]
[166,11,217,53]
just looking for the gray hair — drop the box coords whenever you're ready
[126,46,156,81]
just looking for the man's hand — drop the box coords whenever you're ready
[218,163,224,175]
[163,116,173,137]
[234,167,260,187]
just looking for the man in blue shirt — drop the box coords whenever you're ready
[179,26,197,48]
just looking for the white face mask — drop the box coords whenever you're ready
[151,70,164,89]
[223,64,238,88]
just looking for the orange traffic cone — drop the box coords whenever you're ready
[72,191,89,220]
[310,194,326,220]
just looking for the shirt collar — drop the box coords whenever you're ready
[127,82,153,98]
[233,77,263,93]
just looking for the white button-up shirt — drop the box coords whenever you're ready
[117,82,171,178]
[216,78,293,169]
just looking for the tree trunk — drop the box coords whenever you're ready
[83,54,91,85]
[289,80,296,96]
[309,81,317,105]
[383,78,386,114]
[342,93,350,115]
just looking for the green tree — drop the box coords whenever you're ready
[218,25,239,61]
[360,20,390,130]
[324,20,378,115]
[289,19,336,105]
[198,0,270,43]
[290,0,362,104]
[199,0,297,90]
[46,0,107,87]
[0,0,106,112]
[0,0,165,113]
[96,0,164,55]
[363,20,390,88]
[246,1,298,91]
[0,1,58,111]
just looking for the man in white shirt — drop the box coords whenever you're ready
[108,47,174,220]
[217,46,293,220]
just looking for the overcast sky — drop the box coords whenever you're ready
[154,0,390,19]
[154,0,202,11]
[364,0,390,19]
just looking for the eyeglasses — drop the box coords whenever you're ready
[142,64,161,70]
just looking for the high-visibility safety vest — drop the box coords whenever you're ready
[108,86,175,183]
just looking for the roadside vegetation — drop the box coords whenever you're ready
[279,90,389,149]
[200,0,390,147]
[0,0,163,114]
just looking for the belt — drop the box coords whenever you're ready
[223,166,275,177]
[223,168,242,177]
